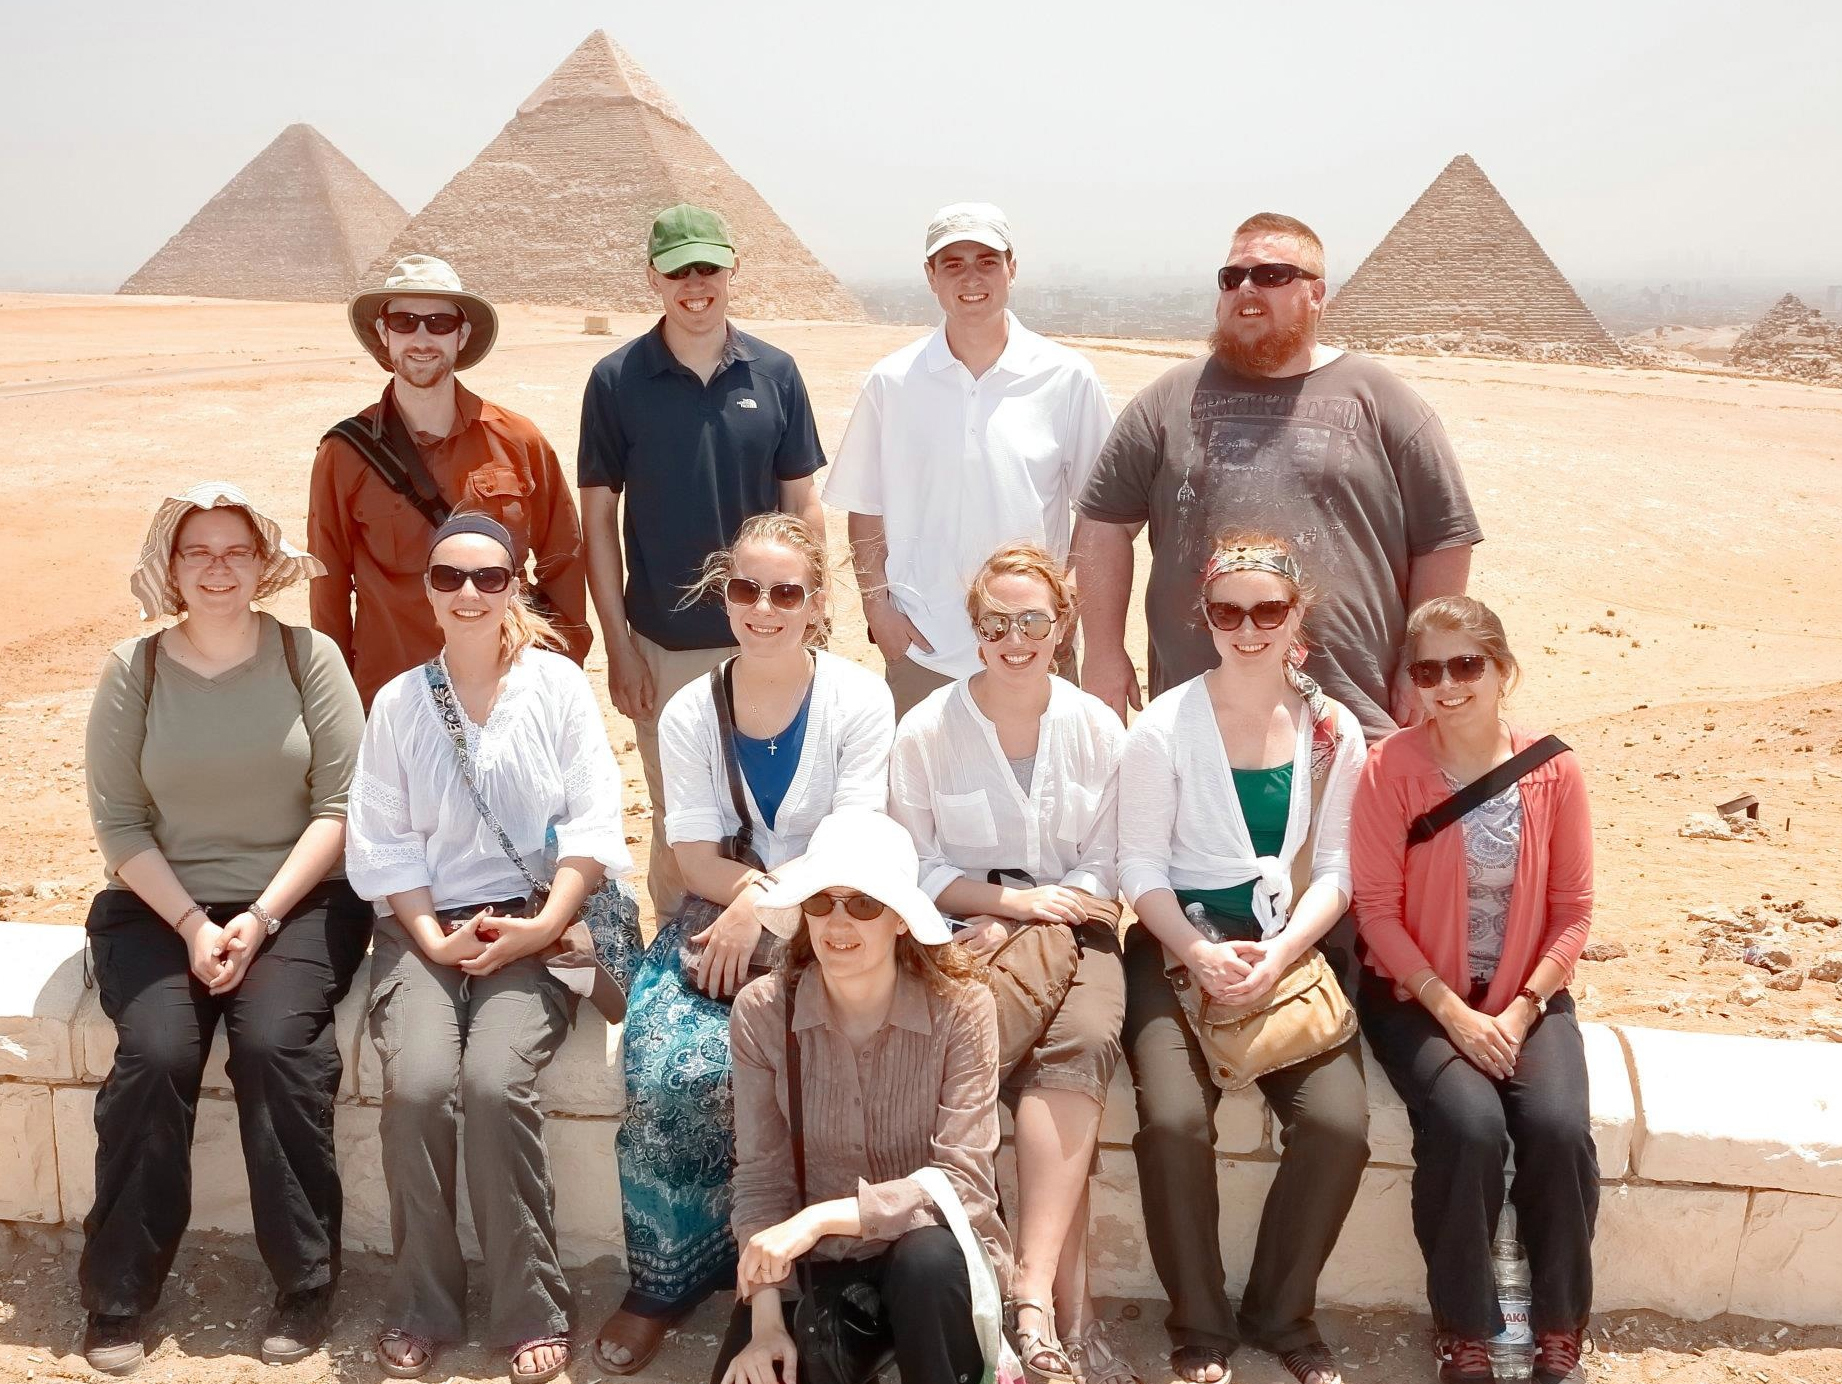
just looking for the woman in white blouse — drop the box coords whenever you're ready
[888,541,1133,1384]
[591,513,895,1377]
[1116,531,1369,1384]
[346,514,633,1384]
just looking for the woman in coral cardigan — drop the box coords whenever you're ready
[1351,596,1596,1384]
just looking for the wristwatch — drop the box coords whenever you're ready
[1516,986,1548,1019]
[249,902,280,936]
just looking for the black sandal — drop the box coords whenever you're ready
[1170,1344,1233,1382]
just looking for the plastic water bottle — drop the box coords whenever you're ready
[1489,1203,1534,1380]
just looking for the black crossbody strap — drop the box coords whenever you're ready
[422,658,548,900]
[711,659,763,869]
[783,969,815,1300]
[324,388,450,530]
[1407,734,1570,848]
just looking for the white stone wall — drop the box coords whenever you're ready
[3,920,1838,1325]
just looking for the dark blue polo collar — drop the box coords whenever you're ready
[638,319,758,379]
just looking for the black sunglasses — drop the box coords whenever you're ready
[1216,262,1320,292]
[1203,598,1295,632]
[663,262,726,281]
[381,310,467,335]
[975,609,1055,643]
[725,577,813,612]
[800,892,888,921]
[427,563,513,594]
[1408,655,1491,689]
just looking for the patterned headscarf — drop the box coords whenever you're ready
[129,482,324,620]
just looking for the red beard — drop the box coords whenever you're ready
[1209,312,1315,376]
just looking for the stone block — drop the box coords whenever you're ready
[52,1086,257,1237]
[1626,1026,1842,1195]
[1731,1190,1842,1326]
[1581,1022,1634,1180]
[0,920,88,1081]
[1594,1182,1747,1320]
[1359,1034,1415,1167]
[78,947,369,1102]
[0,1083,61,1222]
[1321,1167,1425,1310]
[353,957,625,1116]
[335,1101,623,1269]
[1086,1147,1161,1298]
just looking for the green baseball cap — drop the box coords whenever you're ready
[648,204,737,274]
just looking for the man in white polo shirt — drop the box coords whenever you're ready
[827,203,1114,716]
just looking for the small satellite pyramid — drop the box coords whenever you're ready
[121,124,408,302]
[1321,154,1619,361]
[374,31,859,319]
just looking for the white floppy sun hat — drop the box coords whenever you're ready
[755,809,952,946]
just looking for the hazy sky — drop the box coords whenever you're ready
[4,0,1839,292]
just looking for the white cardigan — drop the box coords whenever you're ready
[1116,675,1365,937]
[658,650,895,869]
[889,676,1123,902]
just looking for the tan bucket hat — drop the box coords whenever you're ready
[130,482,325,620]
[347,254,499,372]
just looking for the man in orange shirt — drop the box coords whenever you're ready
[308,255,590,707]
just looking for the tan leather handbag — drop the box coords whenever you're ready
[1162,686,1356,1091]
[981,883,1122,1075]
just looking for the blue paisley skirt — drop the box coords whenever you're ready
[616,898,742,1316]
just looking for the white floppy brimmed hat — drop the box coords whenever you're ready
[130,482,325,620]
[755,809,953,945]
[347,254,498,372]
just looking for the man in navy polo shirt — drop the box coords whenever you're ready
[578,204,826,919]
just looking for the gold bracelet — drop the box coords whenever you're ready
[1413,972,1440,1004]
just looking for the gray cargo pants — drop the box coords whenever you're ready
[367,917,576,1347]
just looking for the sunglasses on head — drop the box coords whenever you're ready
[725,576,813,611]
[663,262,726,281]
[975,609,1055,643]
[381,310,466,336]
[800,892,888,921]
[1216,262,1320,292]
[1203,598,1295,632]
[1407,655,1491,689]
[427,563,513,594]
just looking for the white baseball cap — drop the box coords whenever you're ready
[924,202,1013,259]
[755,809,953,945]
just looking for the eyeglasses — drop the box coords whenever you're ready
[427,563,513,594]
[1216,263,1320,292]
[800,892,888,921]
[663,262,726,281]
[975,609,1055,643]
[175,545,260,570]
[725,577,813,611]
[1407,655,1491,689]
[1203,599,1296,632]
[381,310,467,336]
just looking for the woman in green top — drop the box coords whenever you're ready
[80,484,369,1377]
[1114,531,1369,1384]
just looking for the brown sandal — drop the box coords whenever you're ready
[591,1308,672,1376]
[509,1334,570,1384]
[377,1328,436,1379]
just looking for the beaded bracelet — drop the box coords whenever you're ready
[171,902,206,931]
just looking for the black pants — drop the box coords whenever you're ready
[1359,975,1598,1337]
[79,883,372,1315]
[1121,922,1370,1356]
[710,1227,982,1384]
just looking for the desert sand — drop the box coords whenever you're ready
[2,294,1841,1382]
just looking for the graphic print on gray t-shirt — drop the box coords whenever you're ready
[1079,352,1483,739]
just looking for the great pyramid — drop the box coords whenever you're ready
[1321,154,1619,362]
[375,31,859,319]
[121,124,408,302]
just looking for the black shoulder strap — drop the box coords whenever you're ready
[783,969,814,1299]
[711,659,761,868]
[1407,735,1570,848]
[323,389,450,529]
[267,614,306,698]
[140,630,161,710]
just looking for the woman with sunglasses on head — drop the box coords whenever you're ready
[345,513,633,1384]
[716,808,1006,1384]
[593,513,895,1376]
[887,541,1134,1384]
[1351,597,1595,1384]
[1117,530,1370,1384]
[81,484,368,1377]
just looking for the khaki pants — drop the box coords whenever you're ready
[633,633,737,919]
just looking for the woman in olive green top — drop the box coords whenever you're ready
[1114,532,1369,1384]
[80,484,369,1377]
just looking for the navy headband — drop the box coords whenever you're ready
[429,512,521,565]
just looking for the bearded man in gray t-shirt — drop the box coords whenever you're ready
[1075,212,1481,741]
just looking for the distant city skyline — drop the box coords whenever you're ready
[4,0,1839,295]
